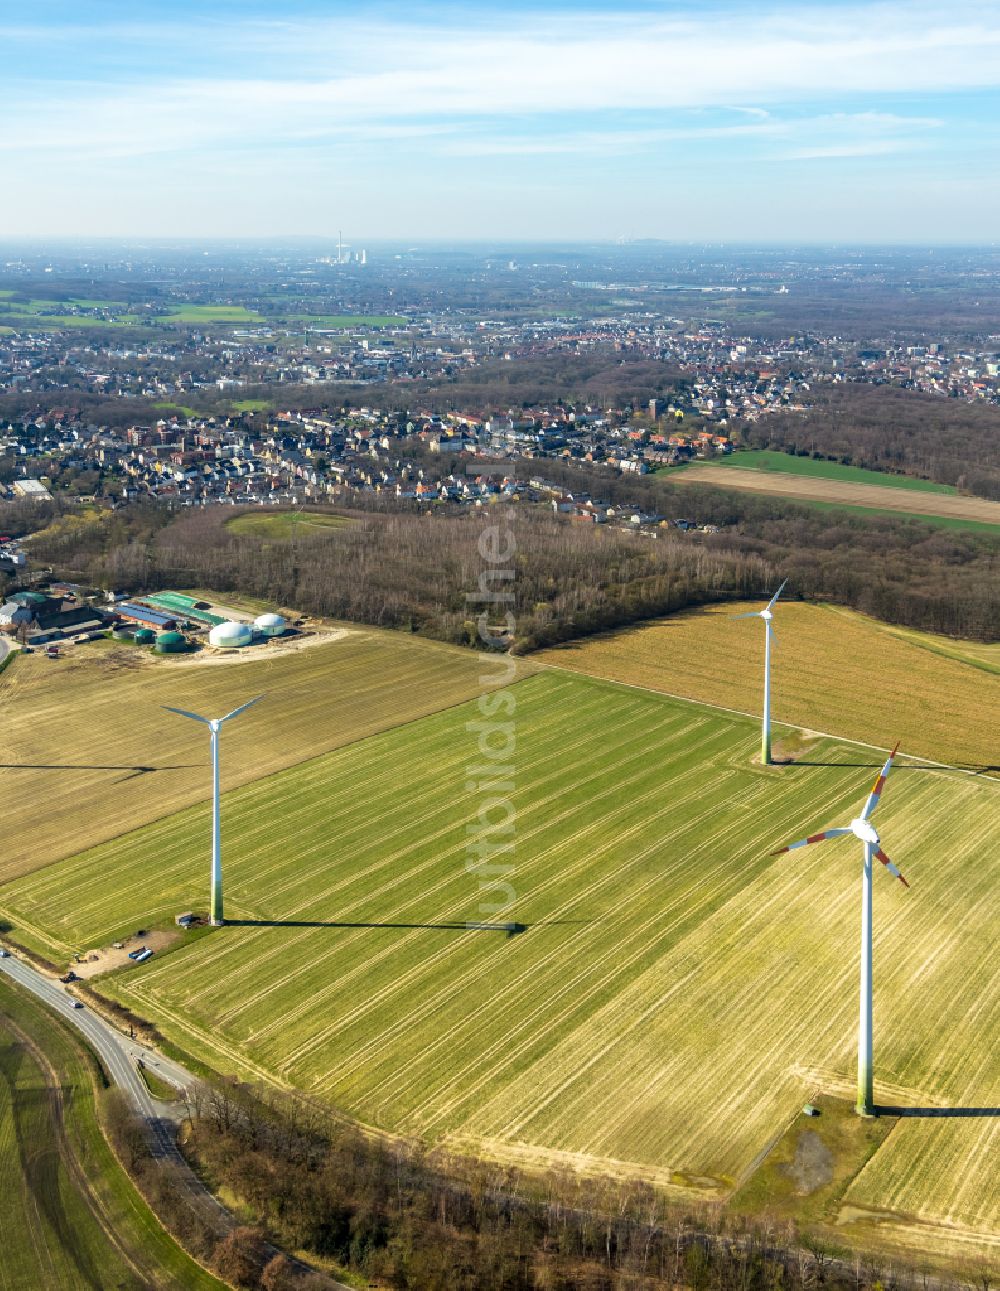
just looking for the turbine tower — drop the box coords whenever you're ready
[163,695,263,926]
[731,579,787,765]
[771,743,909,1116]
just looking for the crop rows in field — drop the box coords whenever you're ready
[672,463,1000,525]
[683,450,957,494]
[1,672,995,1248]
[0,627,523,882]
[537,601,1000,772]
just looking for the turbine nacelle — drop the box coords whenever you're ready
[760,608,773,622]
[850,818,880,847]
[769,743,908,889]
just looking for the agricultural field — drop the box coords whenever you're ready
[159,305,264,324]
[769,498,1000,534]
[537,601,1000,773]
[151,401,202,419]
[688,450,957,494]
[672,463,1000,526]
[224,509,353,539]
[0,671,995,1266]
[0,977,223,1290]
[0,626,525,882]
[230,398,272,413]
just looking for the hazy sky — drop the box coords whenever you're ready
[4,0,1000,242]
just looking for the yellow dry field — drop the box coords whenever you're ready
[842,1118,1000,1263]
[0,630,530,883]
[450,763,998,1204]
[673,464,1000,523]
[536,602,1000,772]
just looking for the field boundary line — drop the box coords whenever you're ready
[537,664,1000,788]
[0,659,537,901]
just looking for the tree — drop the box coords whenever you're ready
[260,1253,297,1291]
[213,1226,269,1288]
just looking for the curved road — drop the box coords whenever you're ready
[0,952,349,1287]
[0,952,228,1219]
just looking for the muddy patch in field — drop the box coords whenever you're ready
[780,1130,834,1194]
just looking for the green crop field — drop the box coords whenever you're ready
[1,670,996,1265]
[224,510,353,539]
[672,463,1000,526]
[692,450,957,493]
[0,978,223,1290]
[230,398,272,413]
[0,627,525,882]
[777,497,1000,533]
[160,306,264,324]
[152,402,202,419]
[0,312,146,330]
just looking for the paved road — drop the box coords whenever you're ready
[0,952,229,1219]
[0,951,349,1286]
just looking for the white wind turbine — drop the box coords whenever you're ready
[771,743,909,1116]
[731,579,787,765]
[163,696,263,926]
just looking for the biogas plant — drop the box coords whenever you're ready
[208,613,287,650]
[109,592,289,653]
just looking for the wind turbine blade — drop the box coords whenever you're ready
[730,612,761,619]
[862,742,900,820]
[874,847,909,888]
[162,705,211,724]
[770,827,851,856]
[767,622,777,646]
[219,694,265,724]
[766,578,788,611]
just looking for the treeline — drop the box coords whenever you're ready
[222,353,688,419]
[173,1078,953,1291]
[521,461,1000,641]
[30,502,770,653]
[102,1090,337,1290]
[17,474,1000,643]
[740,385,1000,500]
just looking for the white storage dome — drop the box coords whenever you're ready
[253,612,286,637]
[209,620,253,649]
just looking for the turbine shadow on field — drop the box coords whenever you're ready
[0,763,199,773]
[788,760,939,771]
[878,1106,1000,1118]
[229,919,587,937]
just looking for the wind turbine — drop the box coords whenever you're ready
[731,579,787,765]
[771,743,909,1117]
[162,695,263,926]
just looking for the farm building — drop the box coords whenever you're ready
[1,590,107,641]
[142,592,226,628]
[209,620,253,649]
[116,603,177,630]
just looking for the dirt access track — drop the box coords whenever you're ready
[673,465,1000,524]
